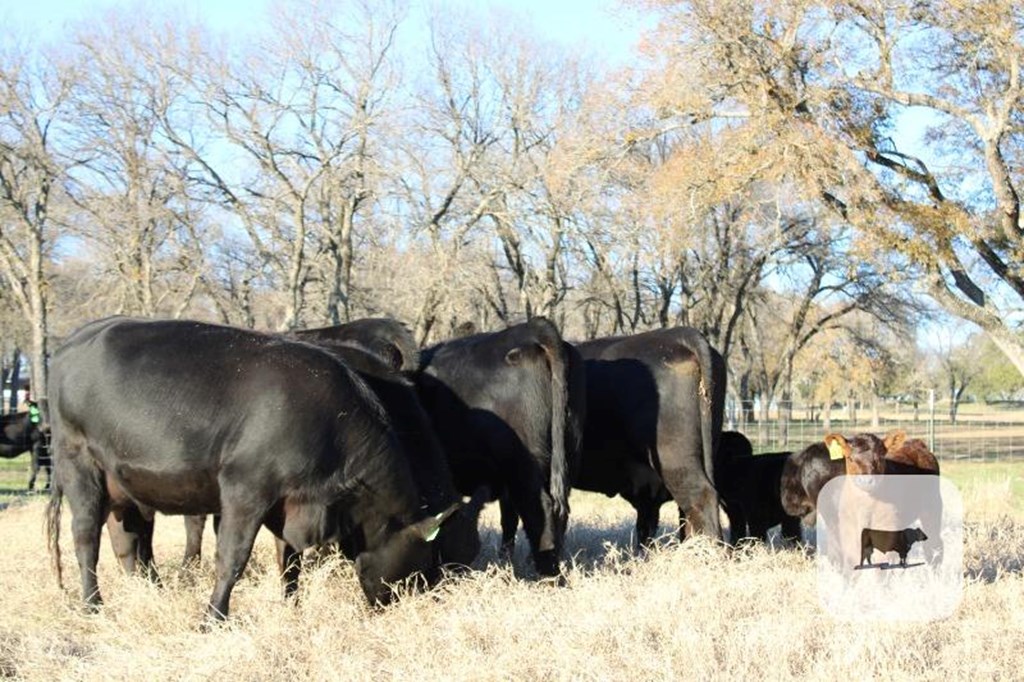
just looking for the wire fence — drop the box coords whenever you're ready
[735,400,1024,462]
[3,401,1023,495]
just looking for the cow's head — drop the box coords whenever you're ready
[435,486,489,570]
[823,432,887,476]
[354,502,461,606]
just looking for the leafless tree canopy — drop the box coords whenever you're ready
[1,0,1019,424]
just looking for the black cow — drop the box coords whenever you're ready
[860,527,928,567]
[572,327,726,547]
[416,317,584,577]
[0,411,50,491]
[180,317,441,566]
[296,317,420,371]
[46,317,467,619]
[714,431,801,545]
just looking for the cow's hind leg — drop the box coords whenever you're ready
[28,460,38,492]
[275,538,303,599]
[63,463,108,610]
[622,493,661,550]
[507,470,561,578]
[183,515,207,566]
[106,506,160,584]
[207,504,264,620]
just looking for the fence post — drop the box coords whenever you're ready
[928,389,936,454]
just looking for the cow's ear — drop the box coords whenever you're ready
[413,502,462,543]
[505,348,522,365]
[883,429,906,452]
[823,434,849,461]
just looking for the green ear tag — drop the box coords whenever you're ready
[424,512,445,542]
[828,440,845,460]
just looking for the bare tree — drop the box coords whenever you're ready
[0,45,74,413]
[632,0,1024,374]
[65,17,207,318]
[160,0,401,331]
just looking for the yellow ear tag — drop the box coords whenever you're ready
[828,440,845,460]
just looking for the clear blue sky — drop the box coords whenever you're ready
[0,0,644,64]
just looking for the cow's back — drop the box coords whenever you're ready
[50,317,415,516]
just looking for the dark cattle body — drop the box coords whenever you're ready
[294,317,420,371]
[714,431,801,545]
[0,411,50,491]
[178,317,462,567]
[860,527,928,567]
[47,317,464,619]
[416,317,584,577]
[572,327,726,546]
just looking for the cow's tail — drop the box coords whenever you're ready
[676,328,722,490]
[532,318,570,524]
[46,476,64,590]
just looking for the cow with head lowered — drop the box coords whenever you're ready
[46,317,469,619]
[572,327,726,546]
[178,317,480,569]
[415,317,585,578]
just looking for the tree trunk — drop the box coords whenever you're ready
[823,399,832,432]
[6,350,20,414]
[757,392,771,448]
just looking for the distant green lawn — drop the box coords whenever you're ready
[940,459,1024,516]
[0,452,40,506]
[3,452,1020,514]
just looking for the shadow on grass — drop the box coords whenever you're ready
[471,517,802,578]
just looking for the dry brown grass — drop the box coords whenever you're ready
[1,481,1022,681]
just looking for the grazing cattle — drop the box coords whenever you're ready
[860,527,928,568]
[0,411,50,491]
[572,327,726,547]
[416,317,584,577]
[714,431,801,545]
[47,317,466,619]
[180,317,446,566]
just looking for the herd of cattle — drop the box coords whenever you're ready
[0,315,940,620]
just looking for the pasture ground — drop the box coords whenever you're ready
[0,461,1022,680]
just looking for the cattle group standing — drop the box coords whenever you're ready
[41,314,942,621]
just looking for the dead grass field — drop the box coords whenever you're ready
[1,466,1022,681]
